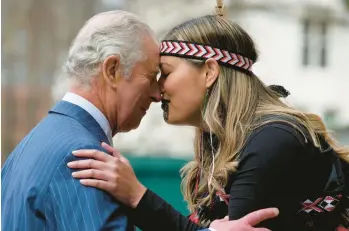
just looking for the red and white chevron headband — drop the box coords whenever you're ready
[160,40,254,73]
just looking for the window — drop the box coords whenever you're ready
[302,19,328,67]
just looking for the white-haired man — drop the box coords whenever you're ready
[2,11,278,231]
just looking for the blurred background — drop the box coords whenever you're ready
[2,0,349,216]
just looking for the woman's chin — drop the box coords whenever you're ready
[162,111,188,125]
[163,117,187,126]
[163,116,174,125]
[162,113,175,125]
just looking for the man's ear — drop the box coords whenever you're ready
[102,55,122,88]
[204,58,220,88]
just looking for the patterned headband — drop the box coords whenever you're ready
[160,40,254,75]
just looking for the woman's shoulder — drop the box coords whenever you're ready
[232,120,322,175]
[243,121,309,155]
[237,121,333,183]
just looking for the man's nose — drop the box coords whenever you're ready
[158,77,165,93]
[150,81,161,103]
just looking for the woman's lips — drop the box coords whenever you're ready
[161,99,170,111]
[161,99,170,120]
[161,103,168,111]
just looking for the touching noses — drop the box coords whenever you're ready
[158,77,165,95]
[149,80,162,103]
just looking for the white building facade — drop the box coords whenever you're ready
[53,0,349,157]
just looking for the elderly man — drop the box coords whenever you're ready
[1,11,277,231]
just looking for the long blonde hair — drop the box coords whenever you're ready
[164,15,349,225]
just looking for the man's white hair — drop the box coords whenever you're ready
[62,10,155,86]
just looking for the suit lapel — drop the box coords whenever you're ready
[49,100,110,145]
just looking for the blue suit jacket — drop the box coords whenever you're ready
[2,101,133,231]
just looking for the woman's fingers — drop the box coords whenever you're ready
[80,179,114,192]
[72,149,112,162]
[72,169,108,181]
[67,159,105,170]
[101,142,114,153]
[101,142,122,158]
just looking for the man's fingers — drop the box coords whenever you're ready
[241,208,279,226]
[101,142,122,158]
[253,228,271,231]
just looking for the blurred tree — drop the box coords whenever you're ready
[1,0,99,161]
[345,0,349,10]
[324,108,340,129]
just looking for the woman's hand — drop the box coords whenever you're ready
[67,142,147,208]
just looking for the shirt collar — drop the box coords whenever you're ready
[62,92,113,145]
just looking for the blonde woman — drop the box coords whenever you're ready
[68,10,349,231]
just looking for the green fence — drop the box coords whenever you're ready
[128,156,190,216]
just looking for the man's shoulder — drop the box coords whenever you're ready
[33,113,97,145]
[6,113,102,173]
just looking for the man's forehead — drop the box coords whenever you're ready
[141,58,159,75]
[150,66,160,75]
[142,38,160,73]
[142,53,158,69]
[147,56,160,74]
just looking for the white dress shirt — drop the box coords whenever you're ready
[62,92,113,145]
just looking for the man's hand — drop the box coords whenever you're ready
[209,208,279,231]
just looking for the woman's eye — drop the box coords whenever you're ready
[160,74,168,79]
